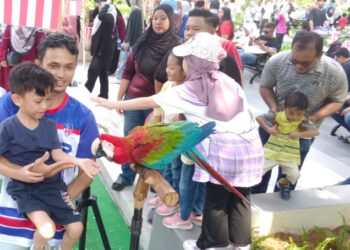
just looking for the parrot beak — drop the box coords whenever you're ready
[91,138,107,158]
[91,137,116,162]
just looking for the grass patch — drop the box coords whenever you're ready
[252,224,350,250]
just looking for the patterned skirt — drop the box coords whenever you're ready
[193,128,264,187]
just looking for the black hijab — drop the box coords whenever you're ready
[133,4,179,83]
[125,7,144,46]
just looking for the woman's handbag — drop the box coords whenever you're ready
[6,50,21,66]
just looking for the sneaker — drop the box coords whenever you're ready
[183,239,216,250]
[278,178,291,200]
[163,213,193,230]
[148,196,160,207]
[190,213,203,226]
[111,180,132,191]
[183,239,200,250]
[155,203,178,216]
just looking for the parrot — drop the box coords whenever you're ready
[91,121,249,203]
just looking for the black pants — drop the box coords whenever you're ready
[85,55,110,99]
[107,40,120,75]
[276,33,285,48]
[196,182,251,249]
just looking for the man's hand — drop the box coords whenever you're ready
[341,106,350,116]
[32,152,74,178]
[289,132,300,140]
[15,163,44,183]
[74,158,101,179]
[268,125,279,136]
[308,114,318,124]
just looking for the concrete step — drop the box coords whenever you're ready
[252,185,350,236]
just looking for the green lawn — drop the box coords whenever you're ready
[74,176,130,250]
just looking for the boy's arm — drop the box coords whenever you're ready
[91,96,159,111]
[51,149,100,179]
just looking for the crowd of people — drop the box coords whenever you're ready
[0,0,349,250]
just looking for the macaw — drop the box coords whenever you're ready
[91,121,249,203]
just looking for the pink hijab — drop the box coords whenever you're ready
[179,53,244,121]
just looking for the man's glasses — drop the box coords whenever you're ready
[290,57,315,68]
[45,32,76,43]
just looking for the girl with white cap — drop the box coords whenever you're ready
[92,32,264,250]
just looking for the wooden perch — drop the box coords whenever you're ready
[134,165,179,207]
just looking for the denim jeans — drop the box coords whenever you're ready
[116,95,152,185]
[115,49,129,81]
[339,177,350,185]
[331,102,350,132]
[179,163,206,220]
[239,51,257,68]
[251,127,314,194]
[161,156,182,194]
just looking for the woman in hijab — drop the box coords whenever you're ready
[115,7,144,82]
[0,25,44,91]
[111,4,180,191]
[85,0,116,99]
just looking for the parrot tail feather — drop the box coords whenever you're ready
[185,150,252,206]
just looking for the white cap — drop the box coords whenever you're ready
[173,32,224,63]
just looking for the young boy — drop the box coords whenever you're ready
[0,63,99,250]
[0,32,100,249]
[256,92,319,200]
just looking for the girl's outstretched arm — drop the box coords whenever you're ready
[91,96,160,111]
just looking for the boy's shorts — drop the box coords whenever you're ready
[7,178,81,225]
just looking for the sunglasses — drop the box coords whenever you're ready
[290,57,315,68]
[45,32,76,43]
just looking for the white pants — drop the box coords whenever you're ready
[263,159,300,184]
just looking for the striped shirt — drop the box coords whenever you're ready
[261,51,347,127]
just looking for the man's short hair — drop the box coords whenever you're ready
[264,23,276,30]
[209,0,220,10]
[194,0,205,8]
[38,32,79,62]
[292,31,323,56]
[335,47,350,58]
[188,8,219,28]
[9,62,55,97]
